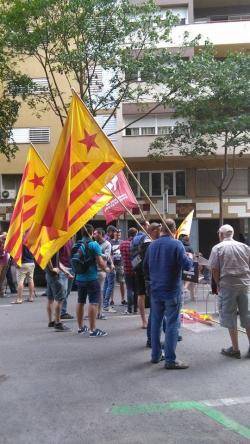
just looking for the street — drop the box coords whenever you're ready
[0,287,250,444]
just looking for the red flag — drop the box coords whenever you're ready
[103,171,138,223]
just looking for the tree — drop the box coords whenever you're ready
[0,42,32,160]
[0,0,189,132]
[149,48,250,225]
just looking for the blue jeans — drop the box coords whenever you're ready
[59,269,73,315]
[151,292,181,364]
[103,270,115,308]
[125,274,137,313]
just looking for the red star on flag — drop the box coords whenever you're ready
[29,173,45,190]
[79,130,99,152]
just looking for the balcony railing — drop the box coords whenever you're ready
[194,14,250,24]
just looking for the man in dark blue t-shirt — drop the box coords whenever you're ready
[144,219,193,370]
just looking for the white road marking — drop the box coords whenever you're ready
[202,396,250,407]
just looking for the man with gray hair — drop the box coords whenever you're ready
[209,224,250,358]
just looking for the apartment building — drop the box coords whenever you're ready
[117,0,250,255]
[0,0,249,256]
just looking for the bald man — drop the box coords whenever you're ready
[209,224,250,359]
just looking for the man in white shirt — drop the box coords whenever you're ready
[209,224,250,359]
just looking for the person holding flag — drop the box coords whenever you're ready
[25,92,125,270]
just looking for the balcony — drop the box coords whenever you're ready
[169,19,250,48]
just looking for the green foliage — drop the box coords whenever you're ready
[149,49,250,162]
[0,42,32,159]
[0,0,184,127]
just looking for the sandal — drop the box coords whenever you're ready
[28,298,34,302]
[221,347,241,359]
[11,300,23,304]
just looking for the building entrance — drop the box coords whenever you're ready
[198,218,241,259]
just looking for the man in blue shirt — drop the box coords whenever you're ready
[76,224,109,338]
[145,219,193,369]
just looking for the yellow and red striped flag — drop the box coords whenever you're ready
[4,146,48,265]
[25,93,124,268]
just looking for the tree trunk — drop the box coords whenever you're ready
[219,186,223,227]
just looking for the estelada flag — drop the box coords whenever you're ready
[27,187,113,268]
[4,146,48,265]
[25,92,124,268]
[176,210,194,239]
[103,171,138,223]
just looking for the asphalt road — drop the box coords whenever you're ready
[0,288,250,444]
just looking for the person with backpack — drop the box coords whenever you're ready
[130,220,151,329]
[74,224,109,338]
[120,227,138,314]
[93,227,113,320]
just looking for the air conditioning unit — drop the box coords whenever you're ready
[1,189,17,199]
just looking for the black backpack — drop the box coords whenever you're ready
[71,239,95,274]
[130,233,148,271]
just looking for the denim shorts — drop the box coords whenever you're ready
[77,280,100,305]
[46,271,65,302]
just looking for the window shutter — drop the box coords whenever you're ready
[29,128,50,144]
[95,115,117,142]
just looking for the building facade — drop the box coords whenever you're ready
[0,0,250,257]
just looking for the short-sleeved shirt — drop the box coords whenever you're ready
[97,239,111,271]
[59,239,73,268]
[209,238,250,288]
[22,245,34,264]
[75,237,102,283]
[110,240,122,265]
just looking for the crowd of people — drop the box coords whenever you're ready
[1,220,250,368]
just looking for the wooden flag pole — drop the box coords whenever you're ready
[105,187,152,240]
[71,88,171,235]
[125,165,172,236]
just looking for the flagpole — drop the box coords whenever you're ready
[70,88,171,235]
[105,187,152,240]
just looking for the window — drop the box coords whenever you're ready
[164,172,174,196]
[29,128,50,144]
[141,127,155,136]
[197,169,248,197]
[128,173,138,197]
[2,174,22,191]
[140,172,150,197]
[95,115,117,142]
[125,127,140,136]
[131,171,185,197]
[196,170,221,197]
[10,127,50,144]
[152,173,161,196]
[176,171,186,196]
[9,78,49,95]
[158,126,172,135]
[31,78,49,94]
[124,116,179,137]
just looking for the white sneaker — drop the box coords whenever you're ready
[107,307,117,313]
